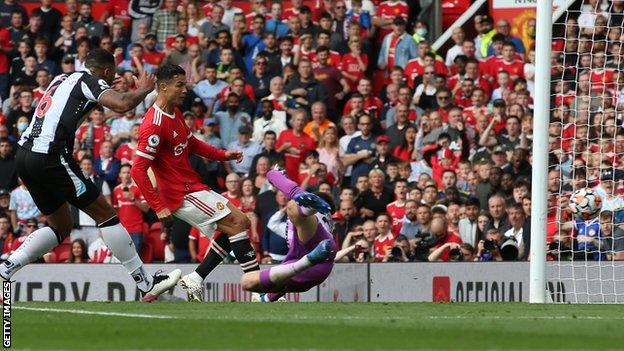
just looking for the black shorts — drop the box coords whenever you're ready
[16,146,100,215]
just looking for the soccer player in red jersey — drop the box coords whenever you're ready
[130,64,260,301]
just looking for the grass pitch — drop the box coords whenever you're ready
[10,302,624,350]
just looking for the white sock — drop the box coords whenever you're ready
[187,271,203,283]
[0,227,59,279]
[268,256,312,283]
[100,223,153,292]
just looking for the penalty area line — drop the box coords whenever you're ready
[13,306,181,320]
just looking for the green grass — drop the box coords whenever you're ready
[9,302,624,350]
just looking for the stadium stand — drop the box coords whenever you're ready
[0,0,620,265]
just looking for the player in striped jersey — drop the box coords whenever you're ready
[1,49,181,302]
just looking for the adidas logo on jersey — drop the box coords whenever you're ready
[173,131,178,138]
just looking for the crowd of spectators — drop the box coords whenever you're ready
[0,0,623,264]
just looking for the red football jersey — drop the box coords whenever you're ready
[76,124,111,158]
[374,232,396,262]
[374,1,408,42]
[115,143,136,165]
[112,183,145,233]
[106,0,131,28]
[386,201,405,236]
[489,59,525,80]
[339,52,368,91]
[589,69,615,93]
[311,50,342,69]
[142,49,166,67]
[131,105,227,212]
[275,129,317,181]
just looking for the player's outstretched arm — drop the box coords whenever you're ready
[188,135,243,162]
[99,71,156,113]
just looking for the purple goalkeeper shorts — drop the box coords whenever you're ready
[279,221,336,293]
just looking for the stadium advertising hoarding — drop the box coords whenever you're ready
[8,264,368,302]
[8,263,621,302]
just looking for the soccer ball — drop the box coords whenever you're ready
[569,188,602,220]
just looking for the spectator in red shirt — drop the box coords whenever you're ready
[343,77,383,120]
[76,106,111,158]
[141,33,166,67]
[115,124,139,165]
[373,213,394,262]
[340,39,368,92]
[386,179,407,235]
[221,172,242,207]
[392,125,417,162]
[113,164,149,254]
[275,109,317,180]
[429,216,463,261]
[0,215,13,261]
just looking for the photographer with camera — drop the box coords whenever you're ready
[382,235,413,262]
[428,242,475,262]
[503,202,528,260]
[335,238,373,263]
[476,228,503,261]
[424,216,463,262]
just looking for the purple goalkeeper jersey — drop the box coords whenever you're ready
[280,212,337,292]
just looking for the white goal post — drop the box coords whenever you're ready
[529,0,553,304]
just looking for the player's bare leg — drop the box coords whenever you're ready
[240,169,333,296]
[81,195,181,301]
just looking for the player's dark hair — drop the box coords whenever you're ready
[85,48,116,69]
[315,192,336,213]
[155,64,186,83]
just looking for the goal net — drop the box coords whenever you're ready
[547,0,624,303]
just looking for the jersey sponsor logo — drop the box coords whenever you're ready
[147,134,160,147]
[98,79,110,89]
[173,140,189,156]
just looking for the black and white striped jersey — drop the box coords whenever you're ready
[18,70,111,154]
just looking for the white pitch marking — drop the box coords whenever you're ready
[13,306,181,320]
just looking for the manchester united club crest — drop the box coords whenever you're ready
[216,202,225,210]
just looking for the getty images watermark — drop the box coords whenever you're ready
[2,281,10,348]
